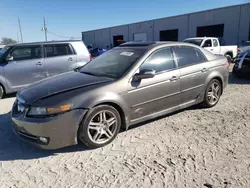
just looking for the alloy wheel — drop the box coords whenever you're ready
[207,82,221,105]
[87,110,118,144]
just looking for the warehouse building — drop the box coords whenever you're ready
[82,3,250,49]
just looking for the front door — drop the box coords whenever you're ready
[202,39,214,53]
[212,39,221,54]
[3,45,46,91]
[126,47,181,121]
[173,45,208,105]
[44,43,77,77]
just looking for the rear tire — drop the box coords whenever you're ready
[0,85,4,99]
[202,79,222,108]
[78,105,121,149]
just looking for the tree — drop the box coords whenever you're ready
[0,37,17,45]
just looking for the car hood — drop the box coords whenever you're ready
[18,71,113,104]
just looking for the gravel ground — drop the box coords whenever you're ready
[0,68,250,188]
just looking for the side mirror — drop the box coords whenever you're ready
[6,56,14,61]
[134,69,155,80]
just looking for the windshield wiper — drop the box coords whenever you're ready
[80,71,99,77]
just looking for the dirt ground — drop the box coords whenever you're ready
[0,68,250,188]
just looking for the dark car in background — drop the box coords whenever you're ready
[238,41,250,54]
[233,50,250,78]
[12,42,229,150]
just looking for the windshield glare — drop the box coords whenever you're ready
[80,48,145,79]
[183,39,203,46]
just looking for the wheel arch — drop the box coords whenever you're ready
[224,51,233,58]
[205,72,224,94]
[93,101,128,131]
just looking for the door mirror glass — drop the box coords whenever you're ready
[6,56,14,61]
[134,69,155,80]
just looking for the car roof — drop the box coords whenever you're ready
[7,40,82,47]
[119,41,199,49]
[184,37,217,40]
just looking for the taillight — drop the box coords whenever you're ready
[223,62,229,67]
[90,55,93,61]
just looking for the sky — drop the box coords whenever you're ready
[0,0,248,42]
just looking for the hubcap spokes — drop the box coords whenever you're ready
[207,83,220,104]
[88,111,117,144]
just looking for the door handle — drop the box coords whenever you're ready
[170,76,178,81]
[36,62,42,66]
[201,68,207,72]
[210,49,213,51]
[68,57,73,62]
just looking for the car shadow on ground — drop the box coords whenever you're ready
[0,112,91,161]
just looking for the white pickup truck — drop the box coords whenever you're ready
[184,37,238,59]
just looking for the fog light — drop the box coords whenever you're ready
[39,137,48,144]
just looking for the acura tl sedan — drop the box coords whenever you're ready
[12,42,229,149]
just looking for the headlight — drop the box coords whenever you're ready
[27,104,72,116]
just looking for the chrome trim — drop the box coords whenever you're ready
[238,52,248,69]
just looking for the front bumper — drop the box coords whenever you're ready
[12,107,87,150]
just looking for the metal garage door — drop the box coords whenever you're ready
[133,33,147,42]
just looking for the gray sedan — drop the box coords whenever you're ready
[12,42,229,149]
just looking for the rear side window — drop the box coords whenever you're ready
[213,39,218,47]
[174,46,206,67]
[140,48,175,73]
[10,46,41,61]
[45,44,74,57]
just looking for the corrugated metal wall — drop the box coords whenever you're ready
[82,3,250,48]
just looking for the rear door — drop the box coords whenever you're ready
[127,47,181,121]
[173,46,208,106]
[3,45,46,91]
[44,43,77,77]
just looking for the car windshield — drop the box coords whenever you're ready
[80,47,146,79]
[183,39,203,46]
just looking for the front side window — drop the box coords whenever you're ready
[140,48,175,73]
[213,39,218,47]
[203,39,212,47]
[9,46,41,61]
[174,46,206,67]
[45,44,74,57]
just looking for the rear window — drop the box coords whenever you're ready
[183,39,203,46]
[45,44,74,57]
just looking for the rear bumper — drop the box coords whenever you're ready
[12,109,87,150]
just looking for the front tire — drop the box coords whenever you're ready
[0,85,4,99]
[78,105,121,149]
[202,79,222,108]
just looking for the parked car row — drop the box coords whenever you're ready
[233,50,250,78]
[0,40,91,99]
[11,41,230,149]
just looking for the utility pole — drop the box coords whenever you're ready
[17,32,19,43]
[42,17,48,41]
[18,17,23,43]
